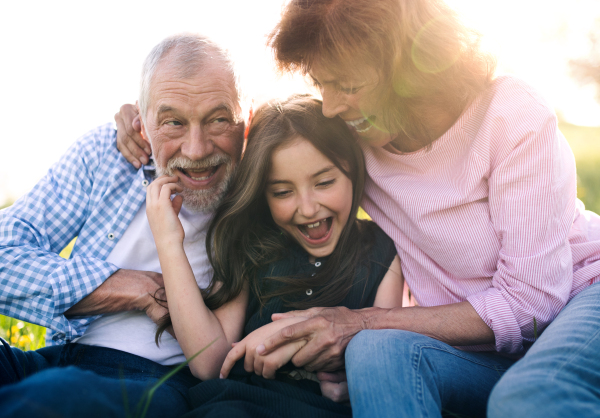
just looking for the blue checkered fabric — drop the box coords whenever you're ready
[0,123,150,345]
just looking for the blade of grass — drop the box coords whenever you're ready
[135,337,219,418]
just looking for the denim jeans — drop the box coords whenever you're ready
[0,341,200,418]
[345,329,516,418]
[488,282,600,417]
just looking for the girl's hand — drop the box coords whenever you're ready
[220,316,307,379]
[146,175,185,245]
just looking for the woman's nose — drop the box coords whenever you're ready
[321,87,348,118]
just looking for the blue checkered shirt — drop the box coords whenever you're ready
[0,123,153,345]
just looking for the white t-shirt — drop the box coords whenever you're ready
[75,202,213,365]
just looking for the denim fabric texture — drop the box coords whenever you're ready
[345,329,516,418]
[488,282,600,417]
[0,341,199,418]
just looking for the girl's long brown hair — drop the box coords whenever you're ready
[156,95,374,343]
[207,95,374,311]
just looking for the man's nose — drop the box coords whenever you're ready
[321,87,348,118]
[181,126,214,160]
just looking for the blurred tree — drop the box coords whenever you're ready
[570,18,600,103]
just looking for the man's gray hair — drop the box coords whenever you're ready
[139,33,244,123]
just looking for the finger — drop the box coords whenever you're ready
[231,342,238,347]
[302,354,345,373]
[220,343,246,378]
[260,321,312,355]
[158,182,183,201]
[261,339,306,379]
[114,121,141,169]
[172,195,183,216]
[253,353,264,377]
[125,133,149,166]
[320,381,349,403]
[244,344,256,373]
[271,307,322,321]
[317,370,346,383]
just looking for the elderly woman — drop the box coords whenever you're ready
[116,0,600,416]
[252,0,600,416]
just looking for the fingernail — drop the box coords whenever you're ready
[219,373,224,379]
[133,161,141,169]
[140,156,149,165]
[256,344,265,355]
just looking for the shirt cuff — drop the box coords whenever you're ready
[467,287,524,353]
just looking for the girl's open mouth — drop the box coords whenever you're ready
[297,217,333,243]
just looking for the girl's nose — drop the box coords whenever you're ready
[297,192,320,219]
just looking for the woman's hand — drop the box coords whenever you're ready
[220,317,307,379]
[258,306,369,372]
[145,175,184,245]
[114,103,151,169]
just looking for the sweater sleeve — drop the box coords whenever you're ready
[467,84,576,353]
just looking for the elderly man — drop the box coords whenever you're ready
[0,33,246,418]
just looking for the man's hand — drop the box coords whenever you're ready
[114,103,150,169]
[259,306,369,372]
[65,269,167,324]
[317,370,349,403]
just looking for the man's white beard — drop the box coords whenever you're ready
[155,154,234,212]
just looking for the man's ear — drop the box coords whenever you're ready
[136,101,149,142]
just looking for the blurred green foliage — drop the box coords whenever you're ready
[560,122,600,214]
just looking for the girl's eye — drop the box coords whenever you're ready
[317,179,336,187]
[272,190,291,198]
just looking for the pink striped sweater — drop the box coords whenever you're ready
[361,75,600,354]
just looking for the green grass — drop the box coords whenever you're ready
[0,123,598,351]
[559,122,600,214]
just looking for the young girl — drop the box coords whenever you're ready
[146,96,403,411]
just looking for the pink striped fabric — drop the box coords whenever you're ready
[361,75,600,354]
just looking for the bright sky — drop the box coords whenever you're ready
[1,0,599,206]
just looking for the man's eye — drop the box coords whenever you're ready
[212,117,228,124]
[166,120,182,126]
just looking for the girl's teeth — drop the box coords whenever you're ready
[307,221,321,229]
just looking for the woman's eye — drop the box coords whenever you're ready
[340,86,361,94]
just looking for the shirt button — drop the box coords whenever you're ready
[311,273,316,277]
[107,232,115,240]
[315,261,322,267]
[306,289,313,296]
[142,179,149,187]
